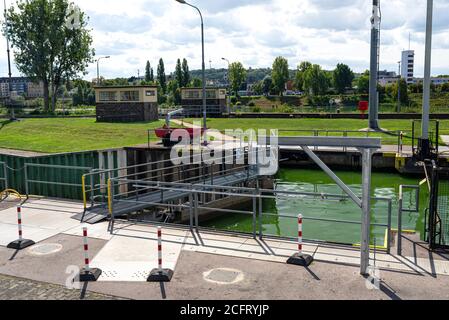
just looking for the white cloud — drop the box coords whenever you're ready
[1,0,449,80]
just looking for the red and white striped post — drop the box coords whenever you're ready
[79,226,102,282]
[17,206,23,242]
[287,213,313,266]
[157,226,163,271]
[82,227,90,272]
[297,214,303,254]
[147,226,174,282]
[7,206,35,250]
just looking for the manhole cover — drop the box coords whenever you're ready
[27,243,63,256]
[203,268,244,285]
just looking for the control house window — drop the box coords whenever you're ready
[206,90,216,99]
[99,91,118,102]
[120,91,139,102]
[145,90,156,97]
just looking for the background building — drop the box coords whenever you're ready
[401,50,415,84]
[94,85,159,122]
[0,77,44,98]
[181,87,227,117]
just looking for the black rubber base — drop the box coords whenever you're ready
[7,239,35,250]
[287,253,314,267]
[147,268,174,282]
[79,268,102,282]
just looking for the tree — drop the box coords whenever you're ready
[333,63,354,94]
[182,58,190,87]
[167,80,181,105]
[392,78,409,104]
[303,64,329,96]
[229,62,247,95]
[441,82,449,93]
[262,76,273,96]
[191,78,202,87]
[271,57,289,95]
[294,61,312,91]
[357,70,370,94]
[4,0,94,112]
[252,81,264,96]
[157,58,166,94]
[175,59,183,87]
[145,61,154,82]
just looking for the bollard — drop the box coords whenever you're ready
[400,131,404,154]
[147,226,174,282]
[79,227,102,282]
[287,214,313,267]
[7,206,35,250]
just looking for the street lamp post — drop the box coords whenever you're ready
[175,0,207,145]
[420,0,433,159]
[397,61,401,113]
[96,56,110,85]
[222,57,231,114]
[3,0,15,120]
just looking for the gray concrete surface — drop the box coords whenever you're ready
[1,233,448,300]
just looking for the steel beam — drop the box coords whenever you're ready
[301,146,362,208]
[275,136,381,149]
[360,148,373,275]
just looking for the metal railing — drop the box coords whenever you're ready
[107,178,393,251]
[25,163,93,200]
[0,161,7,190]
[82,148,260,214]
[397,184,420,255]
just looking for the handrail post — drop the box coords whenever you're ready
[24,164,29,200]
[194,190,199,232]
[108,178,115,234]
[387,199,392,254]
[397,186,403,256]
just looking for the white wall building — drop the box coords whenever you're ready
[401,50,415,84]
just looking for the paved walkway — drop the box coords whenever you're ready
[1,197,449,299]
[0,274,124,300]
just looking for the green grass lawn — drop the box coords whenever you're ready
[187,118,446,146]
[0,117,445,154]
[0,118,164,153]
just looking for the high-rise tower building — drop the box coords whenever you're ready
[401,50,415,83]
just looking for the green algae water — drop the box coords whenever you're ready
[203,168,429,246]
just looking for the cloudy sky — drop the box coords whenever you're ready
[1,0,449,80]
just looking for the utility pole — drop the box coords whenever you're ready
[3,0,15,120]
[420,0,433,159]
[368,0,380,130]
[397,61,401,113]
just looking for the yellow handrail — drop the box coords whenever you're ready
[81,175,87,210]
[0,189,24,201]
[107,179,112,215]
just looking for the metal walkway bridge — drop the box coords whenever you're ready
[74,150,260,224]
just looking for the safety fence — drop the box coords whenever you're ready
[24,163,93,200]
[158,127,411,154]
[106,178,393,252]
[82,148,260,214]
[397,185,421,255]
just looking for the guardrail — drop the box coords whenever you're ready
[0,161,7,190]
[107,178,393,251]
[24,163,93,200]
[397,184,420,256]
[82,148,259,214]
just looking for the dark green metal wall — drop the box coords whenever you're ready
[0,150,120,200]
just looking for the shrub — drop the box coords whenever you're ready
[251,106,261,113]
